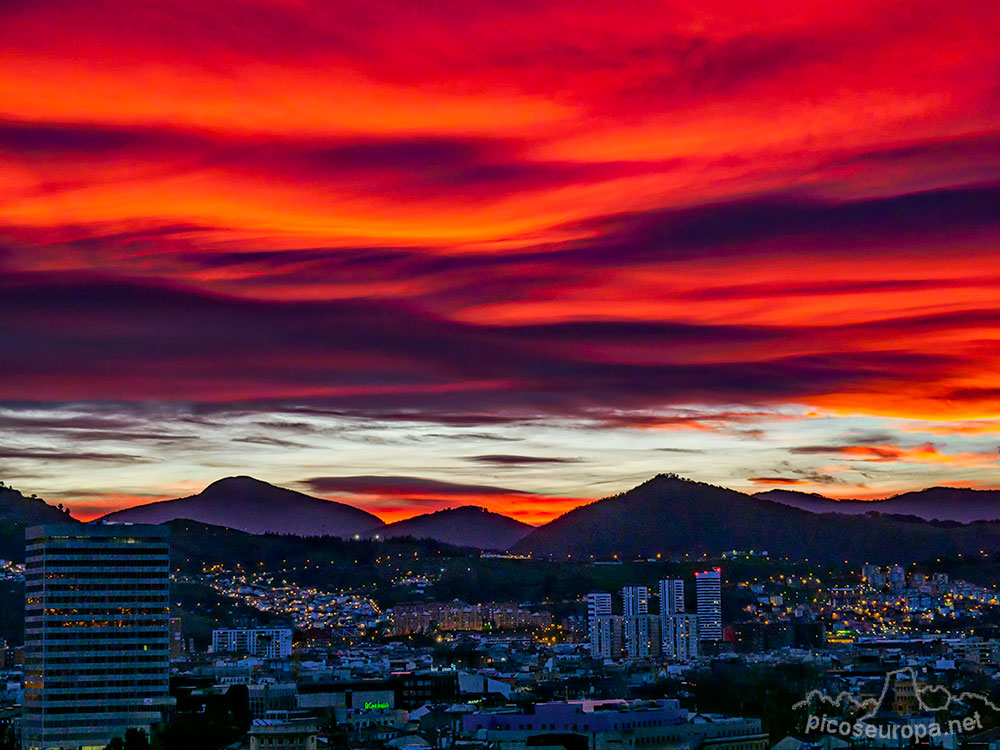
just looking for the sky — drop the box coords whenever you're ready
[2,0,1000,523]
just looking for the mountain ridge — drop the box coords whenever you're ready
[372,505,534,550]
[0,483,80,561]
[753,486,1000,523]
[99,476,384,537]
[11,473,1000,559]
[513,474,1000,562]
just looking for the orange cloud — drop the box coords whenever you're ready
[791,442,998,466]
[2,0,1000,513]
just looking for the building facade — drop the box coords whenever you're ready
[622,586,649,616]
[663,613,699,660]
[624,614,661,660]
[212,628,293,659]
[659,578,685,615]
[591,615,624,660]
[695,569,723,642]
[389,602,552,635]
[463,700,767,750]
[248,718,318,750]
[22,524,173,750]
[586,593,614,658]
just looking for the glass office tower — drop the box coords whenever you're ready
[23,524,174,750]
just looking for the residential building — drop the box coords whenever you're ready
[586,593,613,658]
[463,699,767,750]
[664,613,700,660]
[696,569,723,641]
[248,718,318,750]
[659,578,685,615]
[212,628,293,659]
[591,615,624,660]
[622,586,648,616]
[625,614,661,660]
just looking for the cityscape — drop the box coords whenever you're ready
[3,483,1000,750]
[4,0,1000,749]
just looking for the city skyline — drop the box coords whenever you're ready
[3,1,1000,524]
[4,3,1000,749]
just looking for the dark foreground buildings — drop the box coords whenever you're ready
[22,524,174,750]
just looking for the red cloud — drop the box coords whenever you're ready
[2,0,1000,512]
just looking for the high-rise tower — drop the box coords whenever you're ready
[23,524,174,750]
[658,578,684,615]
[622,585,648,616]
[695,568,722,642]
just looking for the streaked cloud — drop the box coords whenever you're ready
[1,0,999,519]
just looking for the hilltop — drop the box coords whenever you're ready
[374,505,533,550]
[100,476,384,537]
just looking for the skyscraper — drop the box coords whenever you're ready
[23,524,174,750]
[695,568,722,641]
[658,578,684,615]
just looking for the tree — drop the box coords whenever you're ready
[0,724,18,750]
[125,728,151,750]
[103,728,150,750]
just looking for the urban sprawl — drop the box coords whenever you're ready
[2,529,1000,750]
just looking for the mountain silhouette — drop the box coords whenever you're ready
[0,483,79,560]
[514,475,1000,562]
[373,505,533,550]
[99,476,384,537]
[755,487,1000,523]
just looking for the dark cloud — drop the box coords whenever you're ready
[423,432,522,441]
[751,461,853,486]
[679,276,999,303]
[825,132,1000,173]
[793,470,850,486]
[0,447,146,462]
[250,420,319,433]
[788,444,908,461]
[790,445,863,454]
[0,120,161,155]
[304,136,504,171]
[561,183,1000,265]
[301,475,526,496]
[615,32,832,102]
[286,407,539,427]
[0,273,967,422]
[463,454,579,465]
[59,430,193,442]
[231,435,313,449]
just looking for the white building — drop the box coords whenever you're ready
[248,718,318,750]
[586,593,613,658]
[622,586,648,616]
[212,628,293,659]
[659,578,685,615]
[624,614,661,660]
[663,613,699,660]
[695,569,722,641]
